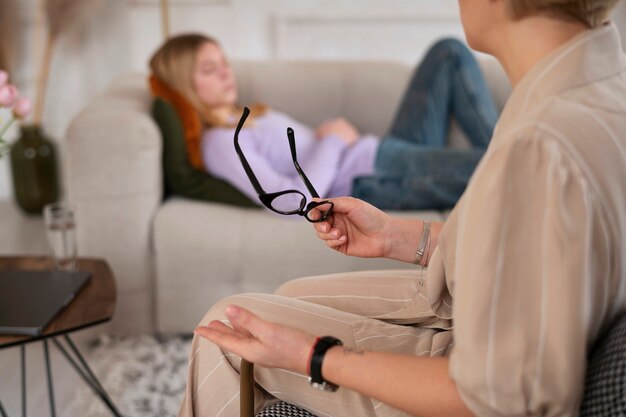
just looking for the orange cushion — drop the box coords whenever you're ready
[149,75,204,170]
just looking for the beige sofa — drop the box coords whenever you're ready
[66,59,511,335]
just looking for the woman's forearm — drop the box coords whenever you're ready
[322,347,474,417]
[385,219,444,265]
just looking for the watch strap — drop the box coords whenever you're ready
[309,336,342,391]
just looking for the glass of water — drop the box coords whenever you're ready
[43,202,78,271]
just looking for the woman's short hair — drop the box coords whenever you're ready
[507,0,621,27]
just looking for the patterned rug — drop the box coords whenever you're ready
[66,335,192,417]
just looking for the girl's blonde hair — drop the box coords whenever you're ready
[149,33,265,127]
[507,0,621,27]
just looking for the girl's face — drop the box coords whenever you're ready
[193,42,238,108]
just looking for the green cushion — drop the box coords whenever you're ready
[151,98,259,207]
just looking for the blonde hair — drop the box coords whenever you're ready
[149,33,266,127]
[507,0,621,27]
[150,34,210,121]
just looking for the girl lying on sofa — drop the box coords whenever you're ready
[148,35,499,211]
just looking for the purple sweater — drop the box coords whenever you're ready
[201,111,379,205]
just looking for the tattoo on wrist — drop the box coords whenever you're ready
[342,347,364,355]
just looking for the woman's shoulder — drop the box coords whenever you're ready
[495,90,625,164]
[483,97,626,217]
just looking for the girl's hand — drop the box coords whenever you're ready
[316,118,359,146]
[195,305,317,374]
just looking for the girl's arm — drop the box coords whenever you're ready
[203,126,348,203]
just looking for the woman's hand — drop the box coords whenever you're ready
[311,197,393,258]
[316,118,359,146]
[312,197,437,263]
[195,305,317,375]
[198,307,473,417]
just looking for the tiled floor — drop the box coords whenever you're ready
[0,200,97,417]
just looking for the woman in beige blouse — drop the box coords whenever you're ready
[178,0,626,416]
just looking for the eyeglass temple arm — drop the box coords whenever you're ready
[287,127,321,199]
[234,107,266,195]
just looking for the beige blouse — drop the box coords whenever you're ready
[426,23,626,416]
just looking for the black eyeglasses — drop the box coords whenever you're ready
[234,107,334,223]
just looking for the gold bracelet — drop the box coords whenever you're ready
[414,221,431,266]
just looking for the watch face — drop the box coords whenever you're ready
[309,379,339,392]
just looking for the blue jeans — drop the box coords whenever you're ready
[352,38,499,210]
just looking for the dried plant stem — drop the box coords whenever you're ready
[33,0,48,125]
[0,118,16,138]
[34,34,56,125]
[161,0,170,40]
[0,0,17,72]
[33,0,104,125]
[34,0,46,70]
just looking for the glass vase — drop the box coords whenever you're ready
[10,124,60,214]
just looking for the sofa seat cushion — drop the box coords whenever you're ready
[153,197,445,333]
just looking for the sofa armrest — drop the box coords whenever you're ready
[65,80,162,334]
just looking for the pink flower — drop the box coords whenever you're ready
[0,84,18,107]
[12,97,32,118]
[0,70,7,88]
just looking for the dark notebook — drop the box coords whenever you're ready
[0,269,92,336]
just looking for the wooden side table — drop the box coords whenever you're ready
[0,256,122,417]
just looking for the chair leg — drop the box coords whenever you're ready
[0,399,8,417]
[240,360,255,417]
[21,345,26,417]
[43,340,56,417]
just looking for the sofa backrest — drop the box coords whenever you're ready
[235,59,510,138]
[233,61,412,137]
[102,58,510,138]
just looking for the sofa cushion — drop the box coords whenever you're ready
[153,197,446,333]
[151,98,259,207]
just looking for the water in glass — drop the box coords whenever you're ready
[44,202,78,271]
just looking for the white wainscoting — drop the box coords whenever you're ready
[273,11,463,62]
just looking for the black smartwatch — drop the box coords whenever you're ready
[309,336,343,392]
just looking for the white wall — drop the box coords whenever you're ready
[1,0,625,201]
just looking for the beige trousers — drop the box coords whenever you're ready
[177,269,453,417]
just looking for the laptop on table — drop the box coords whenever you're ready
[0,270,92,337]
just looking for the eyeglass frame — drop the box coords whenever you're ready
[233,107,334,223]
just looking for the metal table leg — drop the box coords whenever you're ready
[3,335,122,417]
[52,336,123,417]
[42,340,56,417]
[0,399,8,417]
[20,345,25,417]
